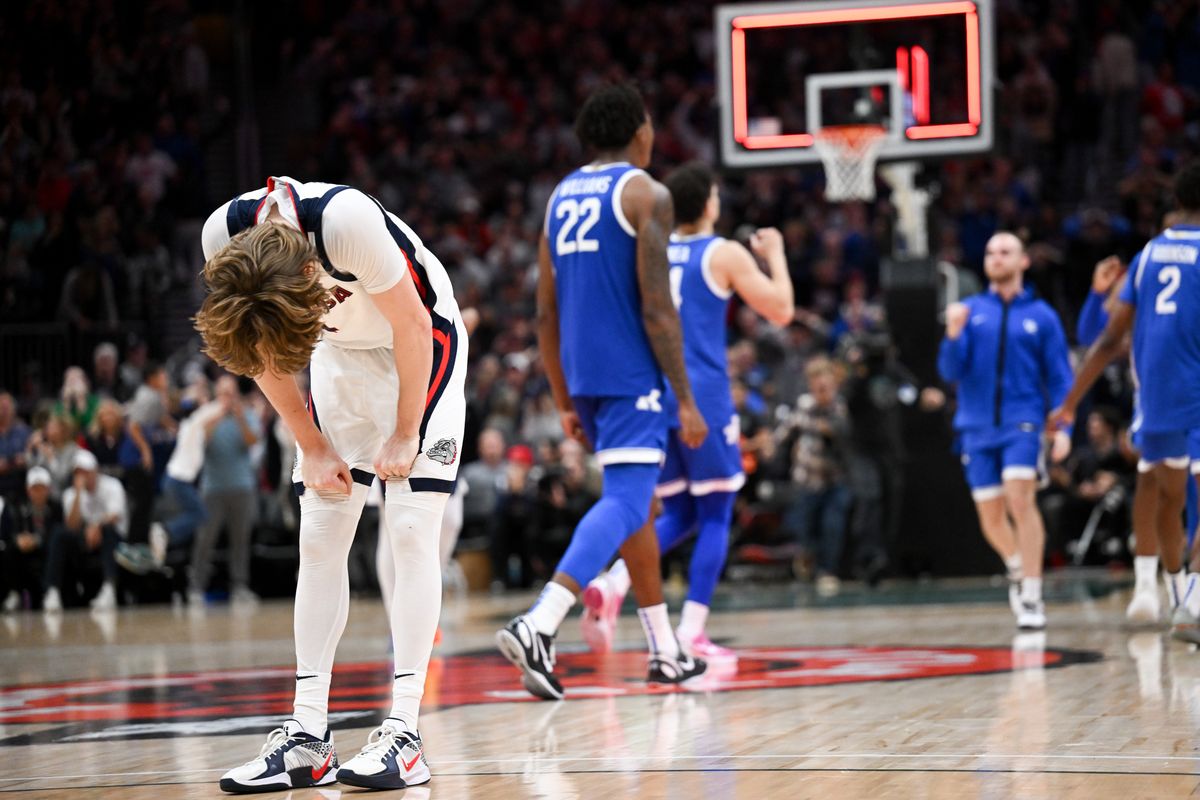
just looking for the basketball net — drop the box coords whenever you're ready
[813,124,888,202]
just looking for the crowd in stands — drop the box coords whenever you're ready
[2,0,1198,606]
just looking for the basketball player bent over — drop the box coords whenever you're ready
[195,177,467,792]
[495,83,708,699]
[938,232,1072,631]
[582,161,795,661]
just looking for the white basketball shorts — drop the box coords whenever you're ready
[295,332,467,497]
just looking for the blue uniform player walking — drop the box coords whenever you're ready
[580,162,794,663]
[1052,165,1200,643]
[1074,252,1193,625]
[496,83,708,699]
[939,232,1073,631]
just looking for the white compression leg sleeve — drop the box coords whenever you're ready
[384,488,448,731]
[439,486,464,569]
[292,485,369,735]
[376,503,396,613]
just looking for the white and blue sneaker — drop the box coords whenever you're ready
[219,720,337,794]
[337,721,431,790]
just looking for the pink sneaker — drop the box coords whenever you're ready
[678,630,738,664]
[580,576,624,653]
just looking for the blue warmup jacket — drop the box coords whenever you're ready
[938,287,1073,433]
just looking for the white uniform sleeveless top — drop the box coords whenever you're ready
[201,176,462,350]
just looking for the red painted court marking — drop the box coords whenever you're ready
[0,645,1093,726]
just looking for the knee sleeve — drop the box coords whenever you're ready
[556,463,659,586]
[294,485,368,674]
[384,489,447,672]
[383,489,448,729]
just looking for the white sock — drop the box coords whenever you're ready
[384,489,448,730]
[292,672,332,736]
[677,600,709,640]
[527,581,575,635]
[1134,555,1159,593]
[607,559,631,597]
[381,715,410,734]
[637,603,679,658]
[292,486,368,734]
[1005,553,1023,578]
[1167,570,1187,609]
[1185,573,1200,617]
[1021,576,1042,604]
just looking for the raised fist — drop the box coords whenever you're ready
[945,303,970,340]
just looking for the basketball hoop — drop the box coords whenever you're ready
[813,124,889,202]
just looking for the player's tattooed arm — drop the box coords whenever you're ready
[536,234,571,412]
[536,233,587,445]
[629,178,694,405]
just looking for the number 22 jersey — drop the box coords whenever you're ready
[544,162,663,398]
[1120,224,1200,432]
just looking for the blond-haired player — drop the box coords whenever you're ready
[196,177,467,793]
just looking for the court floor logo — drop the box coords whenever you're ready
[0,644,1099,745]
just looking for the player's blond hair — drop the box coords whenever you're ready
[194,224,329,377]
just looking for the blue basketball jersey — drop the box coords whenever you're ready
[545,163,662,398]
[665,233,732,415]
[1120,225,1200,432]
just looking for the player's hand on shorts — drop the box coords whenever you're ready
[1092,255,1124,294]
[303,442,353,496]
[559,409,591,449]
[1050,429,1072,463]
[749,227,784,260]
[944,302,970,340]
[678,401,708,449]
[375,434,420,481]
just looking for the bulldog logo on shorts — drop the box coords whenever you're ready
[426,438,457,465]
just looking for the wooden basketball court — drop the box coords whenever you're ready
[2,574,1197,798]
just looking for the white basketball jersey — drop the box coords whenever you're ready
[201,176,462,351]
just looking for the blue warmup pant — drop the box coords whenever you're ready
[656,491,738,607]
[556,463,659,587]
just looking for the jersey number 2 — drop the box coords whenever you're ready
[1156,266,1181,315]
[555,198,601,255]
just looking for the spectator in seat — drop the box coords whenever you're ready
[493,444,538,588]
[778,357,852,597]
[1043,407,1136,559]
[92,342,125,401]
[117,383,219,575]
[26,414,80,502]
[125,362,174,544]
[188,375,260,607]
[0,392,32,500]
[43,449,127,611]
[86,399,137,481]
[460,428,508,580]
[1,467,60,612]
[54,366,100,433]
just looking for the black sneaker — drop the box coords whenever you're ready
[647,646,707,685]
[495,616,564,700]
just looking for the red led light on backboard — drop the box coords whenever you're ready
[729,1,983,151]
